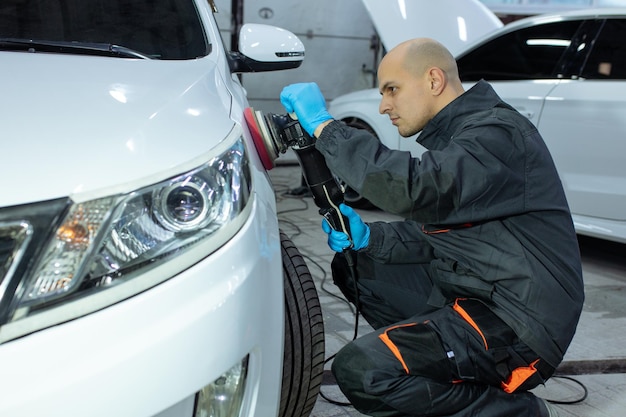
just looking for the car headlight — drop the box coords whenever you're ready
[0,135,251,342]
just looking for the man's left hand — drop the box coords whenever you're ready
[280,82,333,137]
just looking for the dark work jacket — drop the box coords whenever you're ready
[316,80,584,368]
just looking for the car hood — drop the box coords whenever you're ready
[1,52,234,207]
[361,0,503,55]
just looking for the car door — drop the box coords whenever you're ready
[538,18,626,224]
[457,18,585,129]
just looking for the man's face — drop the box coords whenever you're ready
[377,54,433,138]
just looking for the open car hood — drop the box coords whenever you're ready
[362,0,503,55]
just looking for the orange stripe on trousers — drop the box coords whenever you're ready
[378,323,418,374]
[452,299,489,350]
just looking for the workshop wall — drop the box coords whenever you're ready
[213,0,379,114]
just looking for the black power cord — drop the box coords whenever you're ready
[543,375,589,405]
[318,250,360,407]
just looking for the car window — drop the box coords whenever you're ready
[580,19,626,80]
[458,20,582,81]
[0,0,208,60]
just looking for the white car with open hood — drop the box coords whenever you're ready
[0,1,323,417]
[330,0,626,244]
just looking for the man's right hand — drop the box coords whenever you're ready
[280,82,333,137]
[321,204,370,253]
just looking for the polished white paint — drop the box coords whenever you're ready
[0,1,301,416]
[1,52,233,206]
[239,23,305,63]
[538,79,626,223]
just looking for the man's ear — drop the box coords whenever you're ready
[428,67,446,96]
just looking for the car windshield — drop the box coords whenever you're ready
[0,0,209,60]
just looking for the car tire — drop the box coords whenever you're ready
[279,231,325,417]
[337,118,377,210]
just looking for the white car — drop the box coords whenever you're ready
[0,1,323,417]
[329,3,626,244]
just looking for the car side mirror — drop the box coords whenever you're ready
[228,23,305,73]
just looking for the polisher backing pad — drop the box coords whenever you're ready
[244,107,279,170]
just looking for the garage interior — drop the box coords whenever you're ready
[218,0,626,416]
[5,0,624,416]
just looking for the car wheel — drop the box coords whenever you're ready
[279,231,325,417]
[337,118,377,210]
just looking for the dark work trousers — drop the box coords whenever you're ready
[330,252,556,417]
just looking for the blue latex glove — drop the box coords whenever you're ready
[321,204,370,252]
[280,82,333,136]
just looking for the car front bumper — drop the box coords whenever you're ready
[0,192,284,417]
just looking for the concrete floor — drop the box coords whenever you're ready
[270,164,626,417]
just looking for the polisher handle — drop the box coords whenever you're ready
[292,144,352,242]
[320,207,352,244]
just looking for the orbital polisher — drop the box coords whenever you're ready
[244,107,352,243]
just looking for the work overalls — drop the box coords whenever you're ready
[330,253,555,417]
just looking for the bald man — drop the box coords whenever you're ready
[280,38,583,417]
